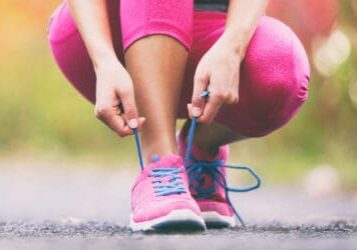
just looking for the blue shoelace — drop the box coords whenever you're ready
[149,167,186,196]
[132,90,261,225]
[133,129,186,197]
[184,116,261,227]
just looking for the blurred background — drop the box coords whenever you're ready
[0,0,356,192]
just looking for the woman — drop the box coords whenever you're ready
[48,0,310,231]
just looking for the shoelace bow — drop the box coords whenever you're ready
[184,117,261,227]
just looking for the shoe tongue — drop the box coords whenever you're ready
[190,144,223,162]
[149,154,183,169]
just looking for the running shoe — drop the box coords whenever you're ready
[178,134,236,227]
[178,119,261,228]
[130,154,206,231]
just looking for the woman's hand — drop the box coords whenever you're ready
[67,1,145,137]
[188,0,268,123]
[188,36,242,124]
[95,59,145,137]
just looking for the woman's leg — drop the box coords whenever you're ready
[121,0,193,162]
[178,13,310,149]
[48,0,123,103]
[49,0,194,163]
[125,37,188,162]
[48,2,206,231]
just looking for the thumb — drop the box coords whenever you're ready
[190,73,209,118]
[119,88,141,129]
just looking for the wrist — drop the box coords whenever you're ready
[92,51,122,72]
[219,30,249,60]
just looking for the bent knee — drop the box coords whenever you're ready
[239,16,310,134]
[244,16,310,83]
[218,72,309,137]
[236,80,307,138]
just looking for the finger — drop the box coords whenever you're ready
[137,117,146,130]
[226,94,239,104]
[98,110,133,137]
[191,72,210,117]
[187,103,193,118]
[118,116,146,136]
[117,108,146,130]
[225,78,240,105]
[198,93,224,124]
[119,87,141,129]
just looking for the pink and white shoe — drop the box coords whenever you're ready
[178,136,236,227]
[130,154,206,232]
[178,121,261,228]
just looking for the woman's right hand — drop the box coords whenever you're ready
[94,59,145,137]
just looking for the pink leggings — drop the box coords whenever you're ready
[48,0,310,137]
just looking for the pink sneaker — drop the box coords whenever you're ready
[178,121,261,228]
[178,135,237,228]
[130,154,205,231]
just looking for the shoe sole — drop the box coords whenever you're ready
[130,209,206,232]
[202,211,236,228]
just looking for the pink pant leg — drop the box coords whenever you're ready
[48,0,193,104]
[48,2,310,138]
[178,12,310,137]
[48,0,123,103]
[120,0,193,50]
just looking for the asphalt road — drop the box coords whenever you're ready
[0,159,356,249]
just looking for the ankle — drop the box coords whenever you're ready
[142,142,178,164]
[194,142,220,158]
[179,121,220,158]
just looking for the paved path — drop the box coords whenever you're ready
[0,159,356,249]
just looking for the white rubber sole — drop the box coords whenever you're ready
[130,209,206,232]
[202,211,236,228]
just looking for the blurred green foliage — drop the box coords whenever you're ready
[0,1,356,188]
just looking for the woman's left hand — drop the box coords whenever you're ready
[188,36,243,124]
